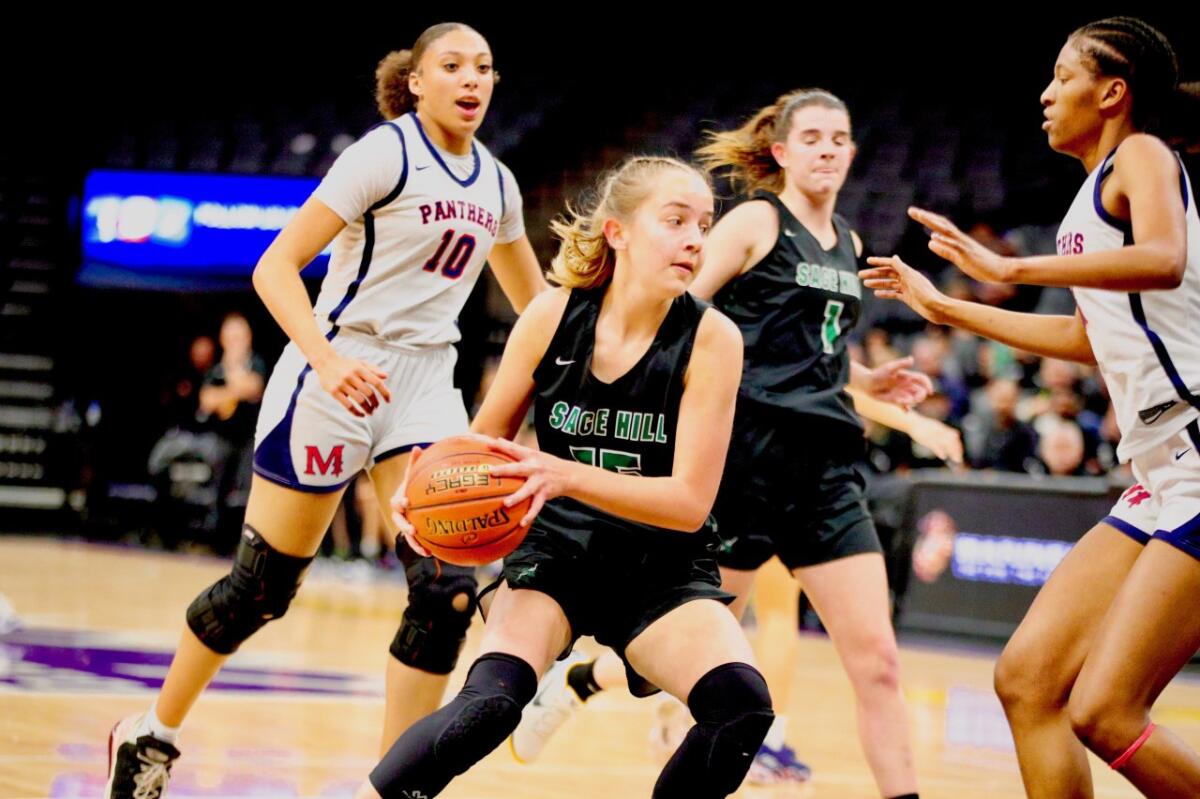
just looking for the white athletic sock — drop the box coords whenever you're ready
[764,713,787,750]
[136,702,181,745]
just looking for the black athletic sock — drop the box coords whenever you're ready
[369,652,536,798]
[567,659,602,702]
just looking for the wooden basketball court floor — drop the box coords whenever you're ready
[3,535,1200,798]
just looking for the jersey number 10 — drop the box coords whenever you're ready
[423,229,477,279]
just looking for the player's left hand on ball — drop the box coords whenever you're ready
[485,437,571,527]
[390,446,430,557]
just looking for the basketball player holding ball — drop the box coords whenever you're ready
[104,22,545,799]
[512,89,927,798]
[359,156,772,799]
[402,435,534,565]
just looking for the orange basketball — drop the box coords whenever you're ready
[404,436,532,566]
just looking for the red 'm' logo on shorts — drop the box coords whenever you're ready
[1122,484,1152,507]
[305,445,345,477]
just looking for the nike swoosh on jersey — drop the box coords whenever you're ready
[783,228,797,237]
[1176,448,1191,461]
[555,357,575,366]
[415,164,430,171]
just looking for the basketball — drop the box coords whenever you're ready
[404,436,532,566]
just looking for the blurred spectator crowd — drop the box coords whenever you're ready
[855,220,1121,483]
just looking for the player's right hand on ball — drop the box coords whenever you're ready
[391,446,430,557]
[485,437,571,528]
[314,353,392,417]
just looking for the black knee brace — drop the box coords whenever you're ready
[370,652,537,798]
[389,560,478,674]
[653,662,775,799]
[186,524,313,655]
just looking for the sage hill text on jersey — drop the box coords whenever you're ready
[796,261,862,299]
[547,401,669,476]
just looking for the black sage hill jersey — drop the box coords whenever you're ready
[713,190,863,432]
[530,288,715,552]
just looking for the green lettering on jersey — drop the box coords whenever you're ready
[579,411,595,436]
[595,409,610,436]
[615,410,633,440]
[568,447,642,475]
[549,401,569,430]
[655,414,668,443]
[839,270,862,299]
[562,406,581,435]
[640,412,656,442]
[600,449,642,475]
[569,446,595,466]
[821,299,845,355]
[797,262,860,299]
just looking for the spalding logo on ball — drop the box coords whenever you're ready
[405,436,533,566]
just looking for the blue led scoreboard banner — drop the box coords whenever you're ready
[80,170,328,289]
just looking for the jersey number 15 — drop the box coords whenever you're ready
[568,447,643,475]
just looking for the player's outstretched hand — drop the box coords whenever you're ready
[860,255,948,326]
[908,207,1014,283]
[862,356,934,409]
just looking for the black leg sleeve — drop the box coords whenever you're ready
[369,652,537,798]
[653,662,774,799]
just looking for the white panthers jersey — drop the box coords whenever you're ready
[310,111,524,348]
[1058,146,1200,462]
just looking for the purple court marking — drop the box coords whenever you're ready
[47,745,376,797]
[50,770,356,798]
[0,627,379,696]
[226,747,296,762]
[56,743,105,761]
[943,685,1016,752]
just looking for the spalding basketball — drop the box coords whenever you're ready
[404,436,532,566]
